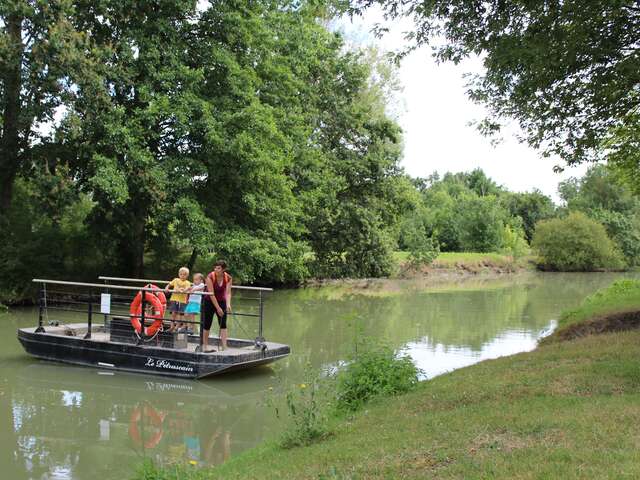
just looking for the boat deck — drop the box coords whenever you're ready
[19,324,281,357]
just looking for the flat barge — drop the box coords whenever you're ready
[18,278,290,379]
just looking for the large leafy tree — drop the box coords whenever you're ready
[188,2,408,280]
[0,0,85,212]
[56,0,202,276]
[50,0,407,282]
[352,0,640,166]
[501,190,556,243]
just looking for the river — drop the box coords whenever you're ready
[0,272,633,479]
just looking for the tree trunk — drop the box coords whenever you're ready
[0,12,23,213]
[187,248,198,271]
[118,199,147,278]
[131,201,146,278]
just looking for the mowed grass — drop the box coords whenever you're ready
[143,331,640,480]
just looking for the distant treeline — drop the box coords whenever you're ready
[1,2,638,303]
[401,165,640,272]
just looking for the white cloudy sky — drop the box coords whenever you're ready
[334,10,590,202]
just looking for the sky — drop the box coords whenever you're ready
[334,10,590,203]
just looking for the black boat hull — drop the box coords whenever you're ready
[18,327,290,379]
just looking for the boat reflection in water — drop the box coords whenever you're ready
[11,362,276,479]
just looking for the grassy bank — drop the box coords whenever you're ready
[393,251,536,277]
[541,279,640,344]
[137,279,640,480]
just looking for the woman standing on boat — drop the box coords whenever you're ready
[202,260,232,352]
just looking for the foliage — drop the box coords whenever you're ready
[353,0,640,166]
[273,368,331,449]
[457,194,508,252]
[0,0,87,211]
[501,190,556,243]
[589,209,640,268]
[407,232,439,268]
[558,165,640,267]
[335,338,420,412]
[133,459,209,480]
[0,176,100,302]
[605,105,640,195]
[1,0,410,297]
[500,224,529,260]
[410,170,515,254]
[559,164,637,213]
[532,212,624,271]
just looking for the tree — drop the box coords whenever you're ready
[352,0,640,166]
[56,0,202,277]
[502,190,555,243]
[0,0,84,212]
[464,168,501,197]
[457,194,507,252]
[559,164,636,213]
[603,105,640,195]
[557,164,640,266]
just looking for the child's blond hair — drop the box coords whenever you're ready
[179,266,189,276]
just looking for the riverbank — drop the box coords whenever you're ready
[304,252,537,294]
[137,278,640,479]
[396,251,536,276]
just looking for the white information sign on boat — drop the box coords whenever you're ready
[100,293,111,314]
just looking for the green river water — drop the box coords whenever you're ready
[0,272,634,479]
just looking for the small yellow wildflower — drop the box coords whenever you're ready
[300,383,307,389]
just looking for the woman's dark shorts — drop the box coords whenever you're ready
[202,298,227,330]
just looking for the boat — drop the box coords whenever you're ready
[17,278,290,379]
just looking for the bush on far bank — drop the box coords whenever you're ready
[532,212,625,271]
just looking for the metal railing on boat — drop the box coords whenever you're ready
[98,276,272,344]
[32,278,272,351]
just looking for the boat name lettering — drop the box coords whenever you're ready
[145,357,194,373]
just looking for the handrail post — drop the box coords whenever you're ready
[85,290,93,339]
[259,291,264,340]
[35,285,45,333]
[253,290,266,349]
[138,289,146,344]
[103,278,109,331]
[199,296,204,352]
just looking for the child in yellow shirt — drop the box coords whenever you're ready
[165,267,191,332]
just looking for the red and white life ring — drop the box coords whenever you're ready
[145,283,167,308]
[129,290,165,336]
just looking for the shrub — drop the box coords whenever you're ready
[532,212,625,271]
[403,222,440,267]
[588,208,640,267]
[500,224,529,260]
[335,340,420,412]
[271,367,330,449]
